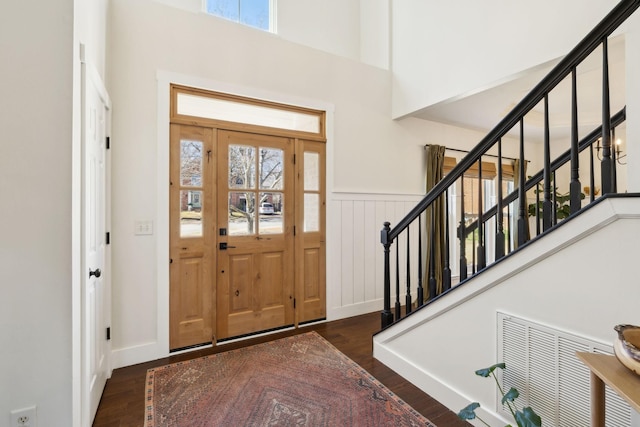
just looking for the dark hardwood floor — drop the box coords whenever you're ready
[93,311,469,426]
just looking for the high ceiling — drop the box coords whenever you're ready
[411,35,626,146]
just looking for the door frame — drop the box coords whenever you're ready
[156,73,334,357]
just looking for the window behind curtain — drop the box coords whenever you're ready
[205,0,274,32]
[444,157,516,280]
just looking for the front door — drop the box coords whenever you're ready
[216,130,295,339]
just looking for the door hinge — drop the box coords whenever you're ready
[293,226,296,236]
[293,298,296,309]
[293,154,296,164]
[170,258,173,264]
[106,136,110,149]
[106,232,110,245]
[106,327,111,340]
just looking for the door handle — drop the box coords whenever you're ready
[219,242,237,250]
[89,268,102,278]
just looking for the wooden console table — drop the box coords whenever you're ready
[577,352,640,427]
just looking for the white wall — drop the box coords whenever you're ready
[0,1,74,426]
[278,0,361,62]
[626,11,640,192]
[374,197,640,426]
[359,0,390,69]
[391,0,619,118]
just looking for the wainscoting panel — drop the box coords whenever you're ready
[327,192,423,319]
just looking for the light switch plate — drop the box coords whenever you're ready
[134,220,153,235]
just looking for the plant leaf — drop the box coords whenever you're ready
[502,387,519,404]
[475,363,506,377]
[515,407,542,427]
[457,402,480,420]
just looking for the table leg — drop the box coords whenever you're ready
[591,371,605,427]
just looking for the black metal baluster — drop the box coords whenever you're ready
[543,94,553,231]
[552,171,558,225]
[428,204,437,299]
[459,175,468,281]
[443,189,452,292]
[405,227,412,315]
[612,126,618,191]
[417,215,424,306]
[589,145,596,203]
[496,139,505,259]
[506,203,512,253]
[477,158,486,270]
[535,185,541,235]
[472,227,476,275]
[601,37,613,194]
[517,118,528,247]
[381,222,393,328]
[395,238,401,320]
[570,67,582,214]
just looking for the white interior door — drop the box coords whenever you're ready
[81,57,111,425]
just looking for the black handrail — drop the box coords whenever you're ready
[387,0,639,242]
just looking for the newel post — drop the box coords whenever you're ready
[381,222,394,328]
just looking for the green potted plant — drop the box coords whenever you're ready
[457,363,541,427]
[526,177,585,221]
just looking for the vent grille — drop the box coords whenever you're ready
[498,313,631,427]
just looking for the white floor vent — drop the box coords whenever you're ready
[497,313,632,427]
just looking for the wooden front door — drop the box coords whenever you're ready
[216,130,295,340]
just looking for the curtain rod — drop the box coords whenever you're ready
[424,144,528,163]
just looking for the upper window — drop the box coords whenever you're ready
[205,0,274,32]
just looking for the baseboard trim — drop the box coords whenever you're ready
[327,299,383,321]
[111,341,165,369]
[373,343,509,427]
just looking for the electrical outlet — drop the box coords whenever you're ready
[10,406,37,427]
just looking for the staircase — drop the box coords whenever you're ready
[374,0,640,425]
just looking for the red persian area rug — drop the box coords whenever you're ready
[144,331,436,426]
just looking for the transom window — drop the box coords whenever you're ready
[172,85,325,138]
[205,0,274,32]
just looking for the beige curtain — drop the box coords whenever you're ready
[425,145,446,298]
[513,159,530,247]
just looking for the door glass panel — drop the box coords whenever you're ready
[304,193,319,232]
[304,152,319,191]
[259,147,284,190]
[259,192,283,235]
[180,140,203,186]
[229,145,256,189]
[229,191,255,235]
[180,190,203,237]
